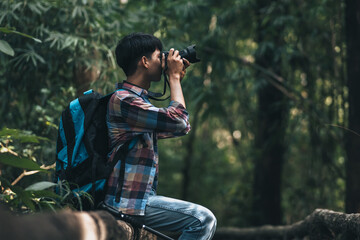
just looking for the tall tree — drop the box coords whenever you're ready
[345,0,360,213]
[252,0,289,225]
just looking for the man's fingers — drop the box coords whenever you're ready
[180,69,187,80]
[183,58,190,68]
[161,53,165,69]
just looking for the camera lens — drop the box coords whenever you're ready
[162,45,200,64]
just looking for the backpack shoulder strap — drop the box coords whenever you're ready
[62,105,76,168]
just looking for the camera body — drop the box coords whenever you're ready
[162,45,200,66]
[148,45,200,100]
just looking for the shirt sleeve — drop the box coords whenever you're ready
[109,91,191,136]
[157,101,191,139]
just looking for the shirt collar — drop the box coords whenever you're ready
[116,81,148,97]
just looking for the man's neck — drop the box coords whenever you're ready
[126,73,150,90]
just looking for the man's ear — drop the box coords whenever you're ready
[140,56,149,69]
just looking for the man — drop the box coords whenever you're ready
[104,33,217,239]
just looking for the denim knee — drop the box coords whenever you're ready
[197,206,217,238]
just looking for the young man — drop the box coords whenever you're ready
[104,33,217,239]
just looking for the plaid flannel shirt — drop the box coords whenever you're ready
[104,82,191,215]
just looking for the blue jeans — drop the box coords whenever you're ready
[130,191,217,240]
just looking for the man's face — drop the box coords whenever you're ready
[147,49,163,82]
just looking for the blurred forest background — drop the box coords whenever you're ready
[1,0,360,230]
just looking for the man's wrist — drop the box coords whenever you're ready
[169,73,181,82]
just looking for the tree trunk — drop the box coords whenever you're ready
[73,64,99,97]
[345,0,360,214]
[251,0,289,226]
[0,207,157,240]
[182,105,201,200]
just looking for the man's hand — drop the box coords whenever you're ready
[165,48,184,81]
[161,49,191,81]
[180,58,191,81]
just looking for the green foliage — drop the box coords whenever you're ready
[0,128,48,144]
[0,127,56,212]
[0,128,92,212]
[0,26,41,56]
[0,0,348,227]
[0,176,59,212]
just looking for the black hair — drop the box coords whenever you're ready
[115,33,163,76]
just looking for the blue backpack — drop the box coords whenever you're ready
[55,89,133,209]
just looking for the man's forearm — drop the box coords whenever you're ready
[169,74,186,108]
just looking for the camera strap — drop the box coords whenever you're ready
[147,70,170,101]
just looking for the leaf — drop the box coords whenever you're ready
[31,190,61,199]
[0,176,12,188]
[25,181,57,191]
[0,40,15,56]
[16,188,36,211]
[0,27,42,43]
[0,128,49,143]
[7,185,36,211]
[0,153,45,171]
[0,27,13,34]
[14,31,42,43]
[37,200,57,213]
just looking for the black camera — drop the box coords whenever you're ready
[162,45,200,65]
[148,45,200,100]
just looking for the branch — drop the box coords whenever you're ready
[214,209,360,240]
[0,142,18,156]
[201,47,300,100]
[201,47,283,81]
[11,163,55,186]
[11,170,39,185]
[201,46,342,131]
